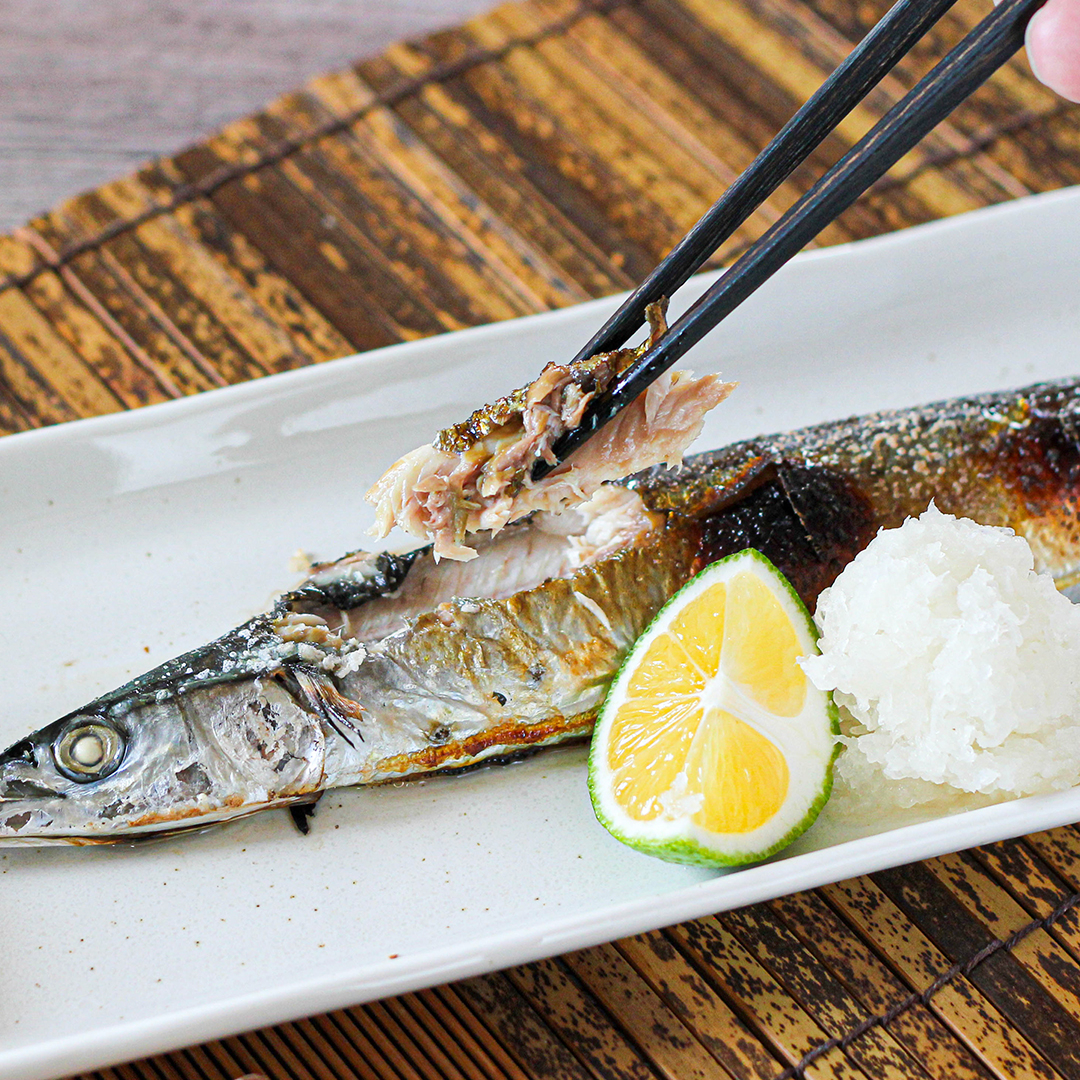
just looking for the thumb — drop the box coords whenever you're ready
[1025,0,1080,101]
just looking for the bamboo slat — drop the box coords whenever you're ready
[6,0,1080,1077]
[822,877,1063,1080]
[668,917,864,1079]
[873,862,1080,1077]
[614,930,784,1080]
[769,891,994,1080]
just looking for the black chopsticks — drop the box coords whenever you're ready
[533,0,1047,480]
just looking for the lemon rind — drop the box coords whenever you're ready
[588,548,840,867]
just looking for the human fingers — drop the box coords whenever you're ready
[1026,0,1080,101]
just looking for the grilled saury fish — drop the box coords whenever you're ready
[3,379,1079,844]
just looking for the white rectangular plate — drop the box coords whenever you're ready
[3,187,1080,1080]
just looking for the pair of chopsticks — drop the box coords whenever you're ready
[533,0,1047,479]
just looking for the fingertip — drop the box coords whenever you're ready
[1026,0,1080,102]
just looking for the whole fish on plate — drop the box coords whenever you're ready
[2,378,1079,844]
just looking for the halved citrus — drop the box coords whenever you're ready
[588,548,839,866]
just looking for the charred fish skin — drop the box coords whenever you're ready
[2,378,1080,845]
[630,378,1080,603]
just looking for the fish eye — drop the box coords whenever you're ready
[53,720,125,783]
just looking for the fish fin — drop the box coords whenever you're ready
[289,795,322,835]
[631,449,777,518]
[276,667,367,748]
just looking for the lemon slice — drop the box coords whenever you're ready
[588,548,838,866]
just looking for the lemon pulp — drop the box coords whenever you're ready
[589,549,838,866]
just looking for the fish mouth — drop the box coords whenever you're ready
[0,799,76,845]
[0,777,62,801]
[0,735,69,840]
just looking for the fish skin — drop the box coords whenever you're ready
[0,524,700,845]
[3,378,1080,845]
[632,377,1080,602]
[337,531,698,781]
[433,301,669,454]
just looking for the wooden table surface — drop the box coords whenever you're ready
[0,0,493,233]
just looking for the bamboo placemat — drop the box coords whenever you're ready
[4,0,1080,1075]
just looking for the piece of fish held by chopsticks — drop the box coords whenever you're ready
[3,379,1080,845]
[365,301,736,561]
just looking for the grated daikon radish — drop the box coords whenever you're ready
[800,504,1080,803]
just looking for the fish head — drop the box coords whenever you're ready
[0,625,329,845]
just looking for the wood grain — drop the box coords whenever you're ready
[0,0,497,233]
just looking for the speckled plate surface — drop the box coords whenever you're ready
[2,187,1080,1080]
